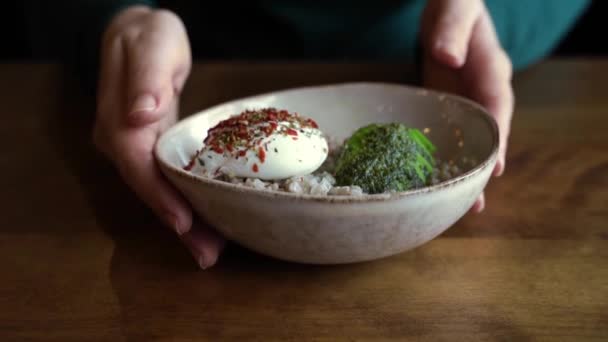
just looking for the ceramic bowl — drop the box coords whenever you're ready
[155,83,498,264]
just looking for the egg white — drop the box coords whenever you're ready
[198,125,328,180]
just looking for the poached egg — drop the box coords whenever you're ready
[187,108,328,180]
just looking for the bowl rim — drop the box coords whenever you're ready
[155,82,499,203]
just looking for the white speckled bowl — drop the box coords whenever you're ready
[155,83,498,264]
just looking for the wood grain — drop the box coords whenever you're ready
[0,60,606,341]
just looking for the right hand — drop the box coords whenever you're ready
[421,0,514,214]
[93,6,224,269]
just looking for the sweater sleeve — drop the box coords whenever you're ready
[485,0,591,70]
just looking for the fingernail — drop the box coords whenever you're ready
[175,217,189,236]
[130,94,157,115]
[165,213,188,235]
[180,233,214,270]
[434,40,463,67]
[197,253,210,270]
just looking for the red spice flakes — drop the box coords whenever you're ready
[183,149,201,171]
[258,146,266,163]
[307,118,319,129]
[237,127,248,138]
[238,150,247,157]
[203,108,318,159]
[184,158,196,171]
[252,163,259,173]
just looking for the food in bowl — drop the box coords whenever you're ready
[185,107,473,195]
[184,107,328,179]
[156,83,499,264]
[334,123,436,194]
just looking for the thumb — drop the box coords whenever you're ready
[125,30,191,126]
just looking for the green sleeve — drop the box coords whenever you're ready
[486,0,591,70]
[347,0,591,69]
[261,0,590,69]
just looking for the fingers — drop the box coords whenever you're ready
[97,32,126,129]
[470,192,485,214]
[463,10,514,177]
[96,6,151,126]
[180,223,226,269]
[422,3,512,214]
[98,8,191,129]
[94,8,226,267]
[124,18,191,126]
[114,127,193,235]
[423,0,483,68]
[95,9,194,235]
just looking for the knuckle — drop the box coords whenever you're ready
[501,77,515,110]
[122,26,142,43]
[115,155,131,179]
[484,91,504,108]
[151,9,181,25]
[440,0,482,23]
[101,32,123,55]
[112,146,140,184]
[498,49,513,80]
[469,0,483,15]
[507,86,515,105]
[103,12,141,45]
[153,9,176,19]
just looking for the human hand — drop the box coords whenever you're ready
[93,6,224,268]
[422,0,514,213]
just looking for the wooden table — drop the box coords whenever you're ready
[1,60,607,341]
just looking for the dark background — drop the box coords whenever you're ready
[0,1,606,61]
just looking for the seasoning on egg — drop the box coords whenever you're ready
[184,107,328,181]
[201,108,318,164]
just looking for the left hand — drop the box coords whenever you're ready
[93,7,224,269]
[421,0,514,213]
